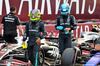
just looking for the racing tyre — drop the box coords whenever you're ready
[61,48,75,66]
[38,48,44,66]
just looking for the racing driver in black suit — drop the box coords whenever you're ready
[55,3,77,55]
[22,9,47,66]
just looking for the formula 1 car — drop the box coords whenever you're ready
[0,35,60,66]
[61,30,100,66]
[40,39,60,65]
[0,36,29,66]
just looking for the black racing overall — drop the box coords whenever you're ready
[23,20,47,66]
[55,15,77,55]
[28,21,40,66]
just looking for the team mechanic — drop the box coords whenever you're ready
[55,3,77,55]
[22,9,47,66]
[0,7,23,43]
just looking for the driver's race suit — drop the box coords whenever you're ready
[23,20,47,66]
[55,14,77,55]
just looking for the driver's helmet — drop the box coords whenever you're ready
[59,3,70,15]
[91,25,99,32]
[29,9,41,22]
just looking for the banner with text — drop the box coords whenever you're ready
[0,23,99,38]
[0,0,100,22]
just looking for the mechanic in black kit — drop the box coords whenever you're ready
[22,9,47,66]
[55,3,77,55]
[0,7,23,43]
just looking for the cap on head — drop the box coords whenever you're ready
[29,9,41,22]
[59,3,70,15]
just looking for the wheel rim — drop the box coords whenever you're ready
[39,51,43,63]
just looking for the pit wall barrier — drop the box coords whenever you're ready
[0,23,99,38]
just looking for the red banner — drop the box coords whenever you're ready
[0,0,100,22]
[45,23,100,38]
[0,23,99,38]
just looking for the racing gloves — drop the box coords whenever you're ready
[56,26,63,30]
[64,28,70,34]
[65,31,69,34]
[56,26,71,34]
[22,41,27,49]
[36,38,41,45]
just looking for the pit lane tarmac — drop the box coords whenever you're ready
[42,60,85,66]
[42,63,85,66]
[44,60,61,66]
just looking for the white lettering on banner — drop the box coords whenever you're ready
[63,0,68,3]
[41,0,52,14]
[55,0,61,14]
[45,25,90,38]
[18,0,32,15]
[5,0,10,14]
[35,0,39,9]
[81,0,86,14]
[81,0,97,14]
[41,0,45,14]
[85,25,89,32]
[0,0,3,15]
[47,0,52,14]
[80,26,83,37]
[0,0,10,15]
[88,0,97,14]
[0,25,92,38]
[0,0,97,15]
